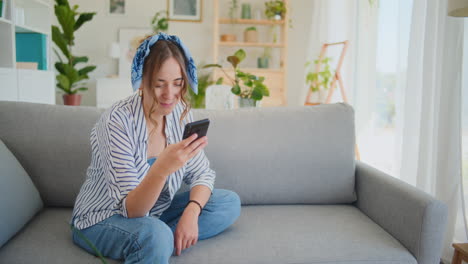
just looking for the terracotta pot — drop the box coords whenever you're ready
[244,30,258,43]
[220,34,237,42]
[63,94,82,106]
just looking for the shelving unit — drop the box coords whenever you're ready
[212,0,289,107]
[0,0,54,104]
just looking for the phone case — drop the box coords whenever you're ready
[182,118,210,139]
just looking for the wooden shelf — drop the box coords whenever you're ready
[220,41,285,48]
[219,68,284,74]
[0,18,12,25]
[219,18,284,25]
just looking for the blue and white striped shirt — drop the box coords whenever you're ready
[71,92,216,230]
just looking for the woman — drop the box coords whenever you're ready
[71,33,241,263]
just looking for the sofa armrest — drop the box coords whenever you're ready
[355,161,448,264]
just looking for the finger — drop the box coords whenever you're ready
[182,238,189,252]
[187,140,208,159]
[176,236,182,256]
[182,133,198,147]
[187,136,207,152]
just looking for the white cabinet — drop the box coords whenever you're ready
[17,69,54,104]
[0,67,18,101]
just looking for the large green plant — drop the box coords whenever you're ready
[151,10,169,33]
[52,0,96,95]
[204,49,269,101]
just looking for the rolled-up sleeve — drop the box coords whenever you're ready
[95,112,140,218]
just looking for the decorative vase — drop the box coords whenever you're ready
[309,89,328,104]
[244,30,257,43]
[274,12,282,20]
[241,3,252,19]
[63,94,82,106]
[257,57,269,68]
[221,34,237,42]
[239,97,257,108]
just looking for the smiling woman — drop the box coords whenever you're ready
[70,33,241,263]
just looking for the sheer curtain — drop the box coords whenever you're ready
[397,0,465,261]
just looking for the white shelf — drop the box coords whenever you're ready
[0,17,12,25]
[15,24,49,35]
[16,0,51,9]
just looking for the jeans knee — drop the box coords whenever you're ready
[213,189,241,221]
[137,218,174,259]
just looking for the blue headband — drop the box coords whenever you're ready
[131,32,198,94]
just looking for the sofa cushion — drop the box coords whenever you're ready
[0,139,43,247]
[0,206,416,264]
[193,104,357,204]
[0,101,103,207]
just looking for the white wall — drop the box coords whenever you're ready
[53,0,314,106]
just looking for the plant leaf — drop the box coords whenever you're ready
[78,65,96,76]
[227,56,240,68]
[234,49,246,63]
[52,26,70,58]
[56,74,71,91]
[72,56,88,65]
[231,84,241,95]
[215,77,223,85]
[202,64,222,68]
[55,5,75,44]
[75,12,96,31]
[251,87,263,100]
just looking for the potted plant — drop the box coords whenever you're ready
[52,0,96,106]
[151,10,169,34]
[264,0,286,20]
[258,47,271,68]
[305,57,334,104]
[188,63,223,108]
[244,26,257,43]
[204,49,270,107]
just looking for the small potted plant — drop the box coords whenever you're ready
[52,0,96,106]
[305,57,334,104]
[203,49,270,107]
[258,47,271,68]
[244,26,257,43]
[264,0,286,21]
[151,10,169,34]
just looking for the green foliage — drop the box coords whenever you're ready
[52,0,96,95]
[245,26,257,31]
[264,0,286,19]
[203,49,270,101]
[151,10,169,33]
[188,63,223,108]
[305,57,334,92]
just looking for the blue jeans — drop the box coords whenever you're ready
[72,189,241,264]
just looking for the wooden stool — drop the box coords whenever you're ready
[452,243,468,264]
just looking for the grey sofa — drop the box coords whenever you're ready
[0,100,447,264]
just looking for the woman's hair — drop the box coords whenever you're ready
[141,39,191,137]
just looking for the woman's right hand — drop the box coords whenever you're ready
[153,134,208,177]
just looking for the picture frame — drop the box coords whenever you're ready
[167,0,202,22]
[118,28,153,78]
[108,0,125,15]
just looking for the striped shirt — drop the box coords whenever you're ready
[71,92,216,230]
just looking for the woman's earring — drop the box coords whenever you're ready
[139,89,143,97]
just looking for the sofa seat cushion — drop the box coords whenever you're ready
[0,206,416,264]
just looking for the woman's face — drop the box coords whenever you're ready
[141,57,184,118]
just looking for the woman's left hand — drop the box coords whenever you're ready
[174,204,199,256]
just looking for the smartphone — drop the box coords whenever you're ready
[182,118,210,140]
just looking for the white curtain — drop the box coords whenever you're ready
[397,0,465,262]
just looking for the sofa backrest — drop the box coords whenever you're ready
[0,101,356,207]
